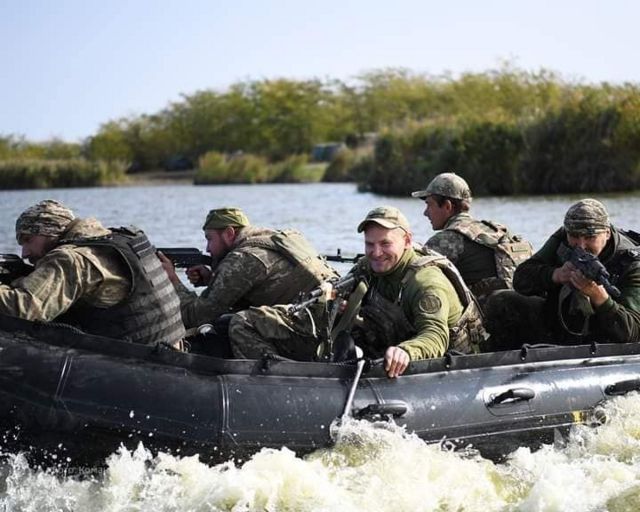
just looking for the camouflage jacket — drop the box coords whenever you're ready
[0,218,130,321]
[513,226,640,343]
[176,227,336,329]
[425,213,532,301]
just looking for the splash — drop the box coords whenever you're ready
[3,394,640,511]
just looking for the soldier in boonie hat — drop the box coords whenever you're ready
[411,172,472,202]
[202,207,250,230]
[357,206,411,233]
[564,198,610,236]
[15,199,75,242]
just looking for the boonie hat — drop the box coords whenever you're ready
[357,206,411,233]
[564,198,610,236]
[411,172,472,201]
[202,207,250,230]
[15,199,75,242]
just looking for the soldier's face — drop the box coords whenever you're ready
[204,229,233,259]
[567,229,611,256]
[364,224,411,274]
[19,234,57,264]
[423,196,453,230]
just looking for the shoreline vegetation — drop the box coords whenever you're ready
[2,65,640,195]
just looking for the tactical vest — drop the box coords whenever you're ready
[236,228,338,291]
[445,217,533,298]
[57,226,186,346]
[359,250,486,356]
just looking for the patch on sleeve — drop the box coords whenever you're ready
[418,294,442,314]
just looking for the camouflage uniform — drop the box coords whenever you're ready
[1,200,185,346]
[413,173,532,307]
[175,208,337,329]
[484,199,640,348]
[229,206,485,360]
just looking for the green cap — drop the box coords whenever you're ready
[357,206,411,233]
[411,172,472,201]
[564,198,610,236]
[16,199,75,242]
[202,207,250,230]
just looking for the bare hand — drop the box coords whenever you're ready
[569,269,609,307]
[384,346,410,378]
[186,265,212,287]
[157,251,180,284]
[552,262,575,285]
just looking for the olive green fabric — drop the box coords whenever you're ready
[425,212,533,305]
[202,207,250,230]
[411,172,472,201]
[356,247,464,360]
[486,225,640,346]
[357,205,411,233]
[175,226,336,329]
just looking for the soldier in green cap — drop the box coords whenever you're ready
[484,198,640,348]
[0,199,185,348]
[158,206,337,332]
[228,205,485,377]
[412,172,533,308]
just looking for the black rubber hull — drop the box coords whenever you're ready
[0,315,639,466]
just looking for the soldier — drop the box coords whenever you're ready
[228,206,485,377]
[158,206,337,331]
[0,199,185,347]
[484,198,640,348]
[412,172,533,308]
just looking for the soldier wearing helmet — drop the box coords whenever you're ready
[412,172,533,309]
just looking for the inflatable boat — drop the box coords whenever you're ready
[0,313,639,467]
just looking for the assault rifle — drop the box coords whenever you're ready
[0,254,34,285]
[156,248,212,268]
[288,272,361,314]
[558,245,621,298]
[323,249,364,264]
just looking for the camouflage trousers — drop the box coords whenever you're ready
[228,305,323,360]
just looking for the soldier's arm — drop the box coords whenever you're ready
[424,231,464,263]
[397,267,451,360]
[592,263,640,342]
[513,228,565,296]
[0,248,101,321]
[178,250,268,329]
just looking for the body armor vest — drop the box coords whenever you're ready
[236,228,338,289]
[359,249,486,355]
[445,217,533,298]
[57,226,186,345]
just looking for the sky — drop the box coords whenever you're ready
[1,0,639,142]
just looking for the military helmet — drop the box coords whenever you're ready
[411,172,472,201]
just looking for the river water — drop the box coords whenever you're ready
[1,183,640,511]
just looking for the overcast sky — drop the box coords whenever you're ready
[2,0,639,142]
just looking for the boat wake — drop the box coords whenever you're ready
[3,393,640,511]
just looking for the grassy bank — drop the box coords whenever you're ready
[0,159,127,189]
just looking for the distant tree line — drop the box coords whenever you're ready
[2,64,640,193]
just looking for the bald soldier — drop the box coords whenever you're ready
[412,172,533,307]
[485,198,640,348]
[229,206,485,377]
[0,200,185,347]
[159,207,337,330]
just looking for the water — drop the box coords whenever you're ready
[1,183,640,511]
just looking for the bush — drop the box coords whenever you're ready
[0,159,126,189]
[195,152,269,184]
